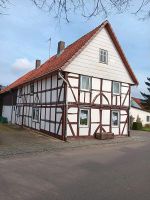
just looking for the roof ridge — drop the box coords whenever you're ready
[0,20,138,94]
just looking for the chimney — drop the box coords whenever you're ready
[35,60,41,69]
[57,41,65,55]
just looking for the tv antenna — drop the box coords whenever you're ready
[47,37,51,58]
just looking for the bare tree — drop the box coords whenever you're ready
[0,0,9,15]
[1,0,150,21]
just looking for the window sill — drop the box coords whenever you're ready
[112,125,119,128]
[113,93,120,96]
[79,125,89,128]
[80,89,91,92]
[32,119,39,122]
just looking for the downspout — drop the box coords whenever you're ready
[58,71,68,141]
[9,89,13,124]
[128,85,131,137]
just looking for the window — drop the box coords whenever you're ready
[99,49,108,64]
[16,106,21,116]
[112,111,120,127]
[32,108,40,121]
[79,109,89,127]
[30,83,34,94]
[18,88,22,97]
[146,116,150,122]
[113,82,120,95]
[80,75,91,91]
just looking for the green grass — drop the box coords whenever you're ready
[142,127,150,132]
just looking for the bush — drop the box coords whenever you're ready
[144,124,150,128]
[0,116,8,123]
[132,122,143,130]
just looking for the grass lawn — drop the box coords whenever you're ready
[142,127,150,132]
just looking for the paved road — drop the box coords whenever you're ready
[0,138,150,200]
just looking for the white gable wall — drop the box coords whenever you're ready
[64,27,134,84]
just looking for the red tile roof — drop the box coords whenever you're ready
[132,97,144,108]
[0,20,138,94]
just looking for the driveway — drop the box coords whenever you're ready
[0,135,150,200]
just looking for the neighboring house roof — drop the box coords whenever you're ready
[0,20,138,95]
[131,97,143,109]
[0,85,5,91]
[131,97,149,111]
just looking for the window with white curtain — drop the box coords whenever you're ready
[80,75,91,91]
[32,107,40,122]
[112,111,120,127]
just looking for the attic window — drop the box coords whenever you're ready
[99,49,108,64]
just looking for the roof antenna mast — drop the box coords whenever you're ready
[47,37,51,58]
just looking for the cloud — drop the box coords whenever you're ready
[12,58,34,73]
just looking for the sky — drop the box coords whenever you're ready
[0,1,150,97]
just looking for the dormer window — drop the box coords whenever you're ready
[99,49,108,64]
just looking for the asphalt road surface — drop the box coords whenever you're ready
[0,138,150,200]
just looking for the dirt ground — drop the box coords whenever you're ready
[0,124,150,159]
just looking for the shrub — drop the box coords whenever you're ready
[132,122,143,130]
[136,115,142,123]
[144,124,150,128]
[130,115,135,129]
[0,116,8,123]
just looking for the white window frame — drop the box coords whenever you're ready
[17,106,21,116]
[99,49,108,64]
[111,110,120,127]
[32,107,40,122]
[80,75,91,91]
[113,81,121,95]
[79,108,89,128]
[146,116,150,122]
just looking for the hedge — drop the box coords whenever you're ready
[132,122,143,130]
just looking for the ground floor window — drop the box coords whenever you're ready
[79,109,89,127]
[146,116,150,122]
[16,106,21,116]
[32,107,40,122]
[112,111,120,127]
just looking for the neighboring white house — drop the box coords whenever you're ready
[0,20,138,140]
[130,97,150,126]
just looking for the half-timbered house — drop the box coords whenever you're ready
[0,20,138,140]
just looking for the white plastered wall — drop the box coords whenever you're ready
[130,107,150,126]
